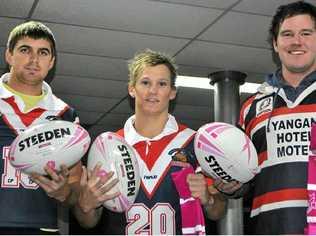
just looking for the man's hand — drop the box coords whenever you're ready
[31,164,72,202]
[187,173,211,205]
[213,179,243,195]
[77,163,120,213]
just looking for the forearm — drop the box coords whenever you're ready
[203,193,227,220]
[221,182,250,199]
[60,163,83,206]
[73,204,103,229]
[60,182,80,207]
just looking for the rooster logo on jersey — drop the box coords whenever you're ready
[169,148,192,168]
[256,96,273,116]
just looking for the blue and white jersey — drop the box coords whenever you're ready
[100,115,197,235]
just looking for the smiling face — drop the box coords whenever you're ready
[5,36,55,90]
[273,14,316,77]
[128,64,176,117]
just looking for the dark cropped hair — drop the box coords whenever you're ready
[268,1,316,65]
[7,21,56,58]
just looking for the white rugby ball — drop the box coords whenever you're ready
[9,120,90,175]
[194,122,259,183]
[87,132,140,213]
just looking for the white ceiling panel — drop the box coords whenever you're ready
[57,94,126,113]
[151,0,239,9]
[178,64,220,77]
[46,23,189,58]
[51,75,128,98]
[233,0,307,15]
[33,0,223,38]
[56,53,128,81]
[0,18,24,46]
[199,12,271,48]
[176,41,276,74]
[0,0,34,17]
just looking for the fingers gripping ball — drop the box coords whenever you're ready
[194,122,259,183]
[87,132,140,212]
[9,120,91,175]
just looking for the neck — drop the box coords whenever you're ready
[134,112,169,138]
[7,74,42,96]
[282,68,315,88]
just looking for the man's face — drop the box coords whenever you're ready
[128,64,176,117]
[273,14,316,76]
[5,36,55,86]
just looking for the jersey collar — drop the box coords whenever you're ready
[123,114,179,146]
[0,73,55,111]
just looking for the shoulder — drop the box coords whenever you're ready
[116,128,124,137]
[60,106,79,123]
[239,90,274,128]
[46,93,79,123]
[177,123,195,135]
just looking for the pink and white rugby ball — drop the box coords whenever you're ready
[87,132,140,213]
[194,122,259,183]
[9,120,90,175]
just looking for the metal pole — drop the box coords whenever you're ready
[209,70,246,235]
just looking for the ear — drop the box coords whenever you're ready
[128,84,135,98]
[169,87,177,100]
[5,49,13,66]
[48,56,55,71]
[273,39,278,53]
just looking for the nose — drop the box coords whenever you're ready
[149,83,158,94]
[292,33,303,44]
[30,52,39,63]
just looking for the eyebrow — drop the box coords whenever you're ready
[280,28,315,33]
[17,44,51,54]
[141,76,170,81]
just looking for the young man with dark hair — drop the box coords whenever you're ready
[0,21,81,234]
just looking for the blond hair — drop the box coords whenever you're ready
[128,49,177,87]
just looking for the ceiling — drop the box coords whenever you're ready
[1,0,314,139]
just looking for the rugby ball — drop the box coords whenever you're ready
[9,120,90,175]
[194,122,259,183]
[87,132,140,213]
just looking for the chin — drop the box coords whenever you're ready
[144,110,160,115]
[143,109,165,116]
[288,65,313,73]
